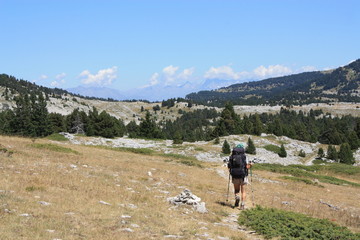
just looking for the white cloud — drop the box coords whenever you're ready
[50,81,59,87]
[204,66,244,80]
[55,73,66,80]
[144,65,196,88]
[253,65,292,78]
[79,66,118,86]
[178,67,195,80]
[205,64,297,81]
[162,65,179,84]
[150,73,159,86]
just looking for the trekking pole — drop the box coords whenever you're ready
[250,167,255,207]
[226,171,231,202]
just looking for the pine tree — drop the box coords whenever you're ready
[317,147,325,159]
[126,120,140,138]
[278,144,287,158]
[173,131,183,144]
[338,143,355,165]
[222,140,231,154]
[253,114,263,136]
[347,131,360,150]
[246,137,256,154]
[214,136,220,144]
[326,145,338,161]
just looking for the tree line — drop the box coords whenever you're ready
[0,94,358,164]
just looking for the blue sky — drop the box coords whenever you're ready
[1,0,359,92]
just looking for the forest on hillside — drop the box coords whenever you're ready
[186,59,360,107]
[0,92,359,164]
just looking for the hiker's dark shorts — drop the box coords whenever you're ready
[232,178,245,185]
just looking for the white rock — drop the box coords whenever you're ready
[99,200,111,206]
[121,215,132,219]
[194,202,208,213]
[19,213,31,217]
[39,201,51,206]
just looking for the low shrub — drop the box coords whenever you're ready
[238,206,360,240]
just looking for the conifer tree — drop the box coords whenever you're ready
[317,147,325,159]
[246,137,256,154]
[326,145,338,161]
[278,144,287,158]
[338,143,355,165]
[253,114,263,136]
[347,131,360,150]
[173,131,183,144]
[222,140,231,154]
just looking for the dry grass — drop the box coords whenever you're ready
[1,135,359,240]
[251,170,360,233]
[0,135,248,240]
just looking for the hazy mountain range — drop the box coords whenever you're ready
[67,78,242,101]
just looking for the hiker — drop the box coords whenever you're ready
[227,143,252,209]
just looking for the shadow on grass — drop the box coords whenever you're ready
[216,200,234,208]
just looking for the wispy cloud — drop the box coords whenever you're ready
[253,65,292,78]
[204,66,245,80]
[143,65,196,88]
[204,64,316,81]
[56,73,66,80]
[79,66,118,86]
[51,73,67,87]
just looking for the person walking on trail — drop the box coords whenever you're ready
[227,143,252,210]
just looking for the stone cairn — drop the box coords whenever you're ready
[167,189,208,213]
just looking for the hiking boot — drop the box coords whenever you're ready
[240,203,245,210]
[234,196,240,207]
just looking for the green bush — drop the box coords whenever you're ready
[238,206,360,240]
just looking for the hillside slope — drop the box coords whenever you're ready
[0,135,359,239]
[187,59,360,106]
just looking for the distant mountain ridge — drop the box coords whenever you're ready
[186,59,360,106]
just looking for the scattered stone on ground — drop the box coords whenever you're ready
[167,189,208,213]
[320,199,340,211]
[38,201,51,206]
[99,200,111,205]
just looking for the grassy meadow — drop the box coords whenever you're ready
[0,135,359,239]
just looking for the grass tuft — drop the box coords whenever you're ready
[263,144,281,154]
[45,133,69,141]
[29,143,79,154]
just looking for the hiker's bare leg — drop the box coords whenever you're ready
[240,184,246,202]
[240,184,246,209]
[234,183,240,206]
